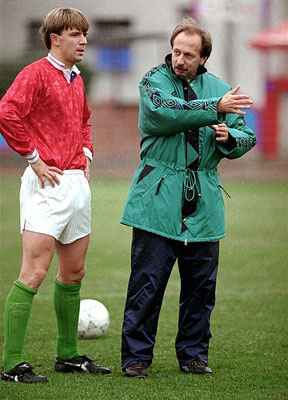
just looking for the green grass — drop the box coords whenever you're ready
[0,175,287,399]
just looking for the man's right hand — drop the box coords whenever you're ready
[217,85,253,115]
[31,158,63,188]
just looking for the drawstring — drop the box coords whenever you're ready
[218,185,231,199]
[184,169,201,201]
[183,169,201,247]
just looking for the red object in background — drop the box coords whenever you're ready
[259,78,288,160]
[250,19,288,51]
[250,20,288,160]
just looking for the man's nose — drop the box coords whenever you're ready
[80,35,87,44]
[177,55,184,64]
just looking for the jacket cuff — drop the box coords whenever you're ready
[25,149,39,163]
[218,132,237,151]
[83,147,93,161]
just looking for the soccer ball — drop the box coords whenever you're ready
[78,299,110,339]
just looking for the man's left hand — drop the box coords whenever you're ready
[84,157,91,181]
[210,123,229,143]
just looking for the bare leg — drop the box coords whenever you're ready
[55,234,90,284]
[3,230,55,373]
[53,235,90,360]
[18,230,55,289]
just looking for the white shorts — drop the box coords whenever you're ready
[20,166,91,244]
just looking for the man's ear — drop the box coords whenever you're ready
[50,33,59,47]
[200,56,208,65]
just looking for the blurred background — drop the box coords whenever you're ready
[0,0,287,180]
[0,4,287,396]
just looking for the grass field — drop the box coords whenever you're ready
[0,175,287,400]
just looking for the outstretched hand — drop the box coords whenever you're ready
[217,85,253,115]
[31,158,63,188]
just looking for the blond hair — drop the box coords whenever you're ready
[40,8,89,50]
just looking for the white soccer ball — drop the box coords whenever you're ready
[78,299,110,339]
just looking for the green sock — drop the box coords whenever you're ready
[54,279,81,361]
[3,280,37,372]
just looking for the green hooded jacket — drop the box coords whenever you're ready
[121,55,256,243]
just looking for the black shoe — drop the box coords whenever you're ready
[125,363,147,378]
[180,360,212,375]
[1,362,48,383]
[55,355,111,374]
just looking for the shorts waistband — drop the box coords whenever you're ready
[26,166,84,176]
[62,169,84,175]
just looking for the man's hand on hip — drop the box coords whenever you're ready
[84,157,91,181]
[31,158,63,188]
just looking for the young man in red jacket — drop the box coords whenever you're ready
[0,8,111,383]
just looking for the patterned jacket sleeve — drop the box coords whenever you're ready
[138,71,222,136]
[81,84,94,157]
[216,111,257,159]
[0,65,39,157]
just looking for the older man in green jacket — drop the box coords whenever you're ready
[121,17,256,378]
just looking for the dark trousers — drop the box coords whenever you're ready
[121,228,219,369]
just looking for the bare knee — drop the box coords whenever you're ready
[57,265,86,285]
[18,265,48,290]
[20,231,55,289]
[74,265,86,282]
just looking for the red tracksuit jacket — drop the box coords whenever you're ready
[0,57,93,170]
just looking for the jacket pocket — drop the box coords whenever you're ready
[134,162,167,198]
[136,164,155,184]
